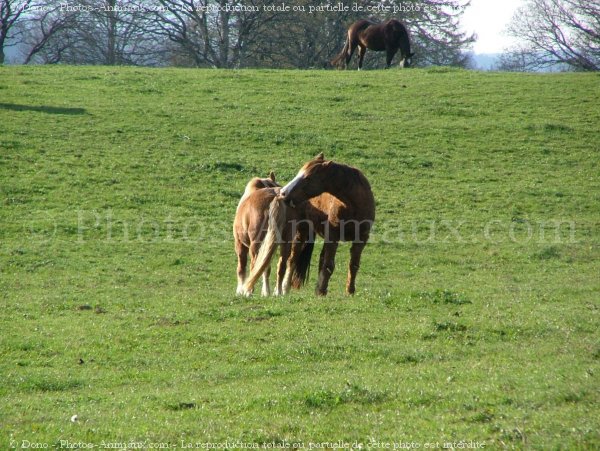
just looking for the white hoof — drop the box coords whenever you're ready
[238,286,253,297]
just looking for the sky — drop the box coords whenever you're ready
[461,0,525,54]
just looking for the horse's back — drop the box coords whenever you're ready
[350,19,376,33]
[359,19,409,51]
[358,20,398,51]
[351,19,378,44]
[239,187,279,222]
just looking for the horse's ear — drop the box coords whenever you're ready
[269,171,276,182]
[315,152,325,161]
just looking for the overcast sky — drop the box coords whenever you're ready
[462,0,524,53]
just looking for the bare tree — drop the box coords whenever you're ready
[21,0,161,65]
[146,0,277,67]
[1,0,33,63]
[21,1,78,63]
[68,0,159,65]
[500,0,600,71]
[245,2,361,68]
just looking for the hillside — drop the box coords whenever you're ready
[1,66,599,448]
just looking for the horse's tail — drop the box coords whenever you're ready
[242,196,286,294]
[331,34,350,68]
[291,241,314,289]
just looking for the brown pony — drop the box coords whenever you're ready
[332,19,414,70]
[233,172,280,296]
[234,173,313,296]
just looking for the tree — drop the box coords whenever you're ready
[0,0,32,63]
[146,0,278,68]
[21,1,78,64]
[59,0,159,65]
[243,1,363,68]
[500,0,600,71]
[21,0,160,65]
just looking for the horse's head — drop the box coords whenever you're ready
[400,52,415,68]
[280,153,331,208]
[253,171,279,189]
[263,171,278,187]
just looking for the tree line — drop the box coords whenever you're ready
[1,0,474,67]
[1,0,599,70]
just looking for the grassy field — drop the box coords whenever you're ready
[1,65,599,449]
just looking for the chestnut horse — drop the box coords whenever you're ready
[234,173,312,296]
[279,154,375,295]
[332,19,414,70]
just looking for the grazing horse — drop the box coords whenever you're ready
[234,173,313,296]
[332,19,414,70]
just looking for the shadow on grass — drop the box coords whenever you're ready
[0,102,87,115]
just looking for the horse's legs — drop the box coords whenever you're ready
[275,242,291,296]
[316,241,338,296]
[357,46,366,70]
[261,263,271,297]
[386,48,398,68]
[346,241,366,295]
[282,238,303,294]
[274,256,284,296]
[243,241,260,295]
[345,41,357,69]
[235,239,249,295]
[274,221,295,296]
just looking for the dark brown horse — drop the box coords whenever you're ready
[280,153,376,295]
[332,19,414,70]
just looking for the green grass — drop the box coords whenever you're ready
[1,65,599,449]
